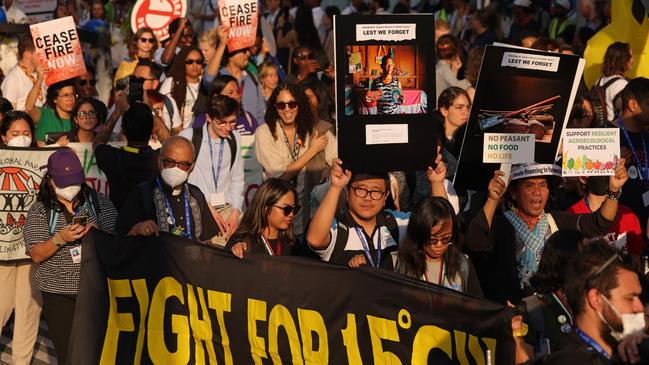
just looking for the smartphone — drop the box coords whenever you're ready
[72,215,88,226]
[127,75,145,104]
[44,132,67,145]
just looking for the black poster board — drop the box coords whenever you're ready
[454,45,584,190]
[334,15,436,173]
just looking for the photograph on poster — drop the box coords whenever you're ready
[343,44,427,116]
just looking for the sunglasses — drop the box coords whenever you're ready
[425,236,453,247]
[296,53,314,61]
[274,204,297,216]
[185,59,205,65]
[275,101,298,110]
[139,37,155,44]
[77,110,97,118]
[78,79,97,86]
[161,157,192,171]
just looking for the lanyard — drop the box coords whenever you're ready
[551,292,574,326]
[354,227,381,268]
[207,133,225,192]
[423,259,445,285]
[584,196,591,211]
[280,127,300,162]
[260,235,281,256]
[156,177,193,239]
[575,328,610,360]
[619,117,648,180]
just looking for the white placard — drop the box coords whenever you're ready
[482,133,535,163]
[562,128,620,176]
[355,24,416,41]
[501,52,560,72]
[365,124,408,145]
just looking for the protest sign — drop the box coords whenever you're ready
[483,133,535,163]
[131,0,187,42]
[218,0,258,52]
[69,230,516,364]
[240,135,263,209]
[30,16,86,86]
[0,148,56,261]
[454,45,585,190]
[68,142,120,196]
[335,15,436,172]
[562,128,620,176]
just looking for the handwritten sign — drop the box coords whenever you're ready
[562,128,620,176]
[30,16,86,85]
[482,133,535,163]
[218,0,258,52]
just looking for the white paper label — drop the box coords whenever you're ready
[501,52,560,72]
[70,246,82,264]
[355,24,416,41]
[482,133,535,163]
[365,124,408,145]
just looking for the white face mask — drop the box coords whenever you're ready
[55,185,81,201]
[7,135,32,147]
[599,295,646,341]
[161,167,189,188]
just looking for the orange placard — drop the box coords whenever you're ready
[30,16,86,86]
[218,0,258,52]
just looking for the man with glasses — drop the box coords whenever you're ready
[179,94,244,246]
[306,158,448,268]
[156,17,195,67]
[543,242,644,364]
[116,135,220,242]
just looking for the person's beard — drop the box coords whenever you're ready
[599,304,623,348]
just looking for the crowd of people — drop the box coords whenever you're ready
[0,0,649,364]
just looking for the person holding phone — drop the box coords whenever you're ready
[25,69,77,143]
[23,149,117,364]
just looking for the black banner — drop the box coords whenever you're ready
[69,230,515,364]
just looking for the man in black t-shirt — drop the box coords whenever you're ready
[94,102,159,211]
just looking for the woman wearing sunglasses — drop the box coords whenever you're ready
[254,82,336,239]
[115,27,158,84]
[228,178,298,257]
[393,197,482,296]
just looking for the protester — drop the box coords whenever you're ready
[286,45,328,85]
[1,34,46,111]
[508,0,541,46]
[547,0,575,45]
[156,18,195,67]
[0,110,41,364]
[302,79,335,127]
[26,77,77,143]
[54,97,100,144]
[116,136,220,242]
[160,46,206,130]
[543,242,644,364]
[567,95,596,128]
[435,34,470,102]
[255,82,336,238]
[227,178,298,257]
[438,86,471,172]
[1,0,27,23]
[23,149,117,364]
[595,42,632,124]
[0,98,13,123]
[207,75,259,135]
[114,27,158,83]
[259,61,280,102]
[179,94,244,246]
[467,162,628,304]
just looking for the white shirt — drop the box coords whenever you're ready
[597,75,628,122]
[179,125,245,211]
[3,4,27,24]
[341,4,358,14]
[159,77,199,129]
[1,64,46,110]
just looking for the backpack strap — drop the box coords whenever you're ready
[330,210,350,263]
[382,210,400,243]
[163,95,175,124]
[601,76,623,89]
[191,126,203,160]
[226,134,237,171]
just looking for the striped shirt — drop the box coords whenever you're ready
[23,191,117,295]
[371,77,400,115]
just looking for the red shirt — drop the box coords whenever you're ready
[567,198,645,255]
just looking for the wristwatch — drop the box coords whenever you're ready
[606,188,622,201]
[53,234,65,247]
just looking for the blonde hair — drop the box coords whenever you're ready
[258,62,278,81]
[199,28,219,48]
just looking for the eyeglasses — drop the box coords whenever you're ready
[274,204,297,216]
[78,79,97,86]
[161,157,193,171]
[213,118,237,127]
[139,37,155,44]
[275,101,298,110]
[350,186,386,200]
[425,236,453,247]
[296,53,314,61]
[185,59,205,65]
[77,110,97,118]
[58,92,77,99]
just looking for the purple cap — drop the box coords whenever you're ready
[47,149,85,187]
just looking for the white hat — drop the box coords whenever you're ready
[511,163,562,181]
[555,0,571,10]
[513,0,532,7]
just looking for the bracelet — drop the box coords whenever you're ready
[53,233,65,247]
[606,188,622,201]
[513,323,528,338]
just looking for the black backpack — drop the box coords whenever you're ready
[190,127,237,171]
[588,76,623,127]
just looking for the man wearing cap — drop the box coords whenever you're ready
[547,0,575,45]
[306,156,448,269]
[23,149,117,364]
[466,161,628,304]
[116,136,220,243]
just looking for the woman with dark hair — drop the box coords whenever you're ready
[160,46,206,131]
[463,46,484,101]
[277,5,322,58]
[207,74,259,135]
[1,110,37,147]
[567,95,595,129]
[254,82,337,238]
[23,148,117,364]
[596,42,632,123]
[369,55,403,115]
[394,197,483,295]
[0,97,13,122]
[66,98,100,143]
[302,79,336,127]
[227,178,298,257]
[435,34,470,102]
[468,8,500,49]
[25,72,77,143]
[437,87,471,161]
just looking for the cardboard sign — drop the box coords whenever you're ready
[483,133,535,163]
[131,0,187,42]
[218,0,258,52]
[562,128,620,176]
[30,16,86,86]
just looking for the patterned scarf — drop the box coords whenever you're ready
[153,186,202,239]
[504,208,549,288]
[19,64,43,103]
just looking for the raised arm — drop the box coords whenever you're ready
[426,147,449,200]
[599,159,628,222]
[93,90,128,149]
[25,64,45,124]
[206,26,229,77]
[483,170,507,228]
[161,17,187,66]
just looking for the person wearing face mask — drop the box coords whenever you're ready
[23,148,117,364]
[0,110,36,147]
[543,242,644,364]
[116,136,220,242]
